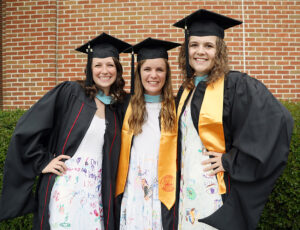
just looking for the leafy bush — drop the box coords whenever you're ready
[0,110,34,230]
[258,101,300,230]
[0,102,299,229]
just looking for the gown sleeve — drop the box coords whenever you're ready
[222,73,293,182]
[200,73,294,229]
[0,81,73,221]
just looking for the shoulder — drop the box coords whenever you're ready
[50,81,83,96]
[225,70,270,93]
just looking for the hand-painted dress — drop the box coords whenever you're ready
[120,102,163,230]
[49,115,105,230]
[178,99,223,230]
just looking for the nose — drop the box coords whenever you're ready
[101,65,108,74]
[196,45,205,55]
[149,70,158,78]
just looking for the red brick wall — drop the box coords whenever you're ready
[2,0,299,109]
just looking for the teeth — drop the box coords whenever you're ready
[100,76,111,80]
[148,81,158,84]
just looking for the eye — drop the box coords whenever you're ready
[107,63,115,67]
[143,67,151,71]
[189,43,198,48]
[205,43,215,48]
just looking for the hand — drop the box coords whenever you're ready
[202,150,225,176]
[42,154,71,176]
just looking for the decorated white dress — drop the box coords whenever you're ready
[120,102,163,230]
[178,102,223,230]
[49,115,106,230]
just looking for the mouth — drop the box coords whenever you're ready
[99,76,112,80]
[194,58,208,63]
[147,81,160,85]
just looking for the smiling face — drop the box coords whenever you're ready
[92,57,117,95]
[188,35,217,76]
[140,58,167,96]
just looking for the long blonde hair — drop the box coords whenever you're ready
[128,59,176,135]
[178,37,230,89]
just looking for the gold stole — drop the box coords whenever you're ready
[115,100,177,210]
[177,76,226,194]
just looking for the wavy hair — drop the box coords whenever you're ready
[77,57,126,102]
[178,36,230,89]
[128,59,176,135]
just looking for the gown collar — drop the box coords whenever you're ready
[144,94,162,103]
[96,90,112,105]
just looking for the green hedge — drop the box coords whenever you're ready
[0,102,299,229]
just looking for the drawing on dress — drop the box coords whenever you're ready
[59,215,71,228]
[185,208,197,224]
[141,178,153,200]
[186,187,197,200]
[206,184,217,195]
[214,199,223,210]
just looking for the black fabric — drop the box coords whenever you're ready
[114,95,177,230]
[173,9,242,39]
[75,32,131,59]
[175,71,294,230]
[0,81,122,230]
[123,37,180,61]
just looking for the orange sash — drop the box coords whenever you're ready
[115,100,177,210]
[177,76,226,194]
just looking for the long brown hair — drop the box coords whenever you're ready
[178,36,229,89]
[77,57,126,102]
[128,59,176,135]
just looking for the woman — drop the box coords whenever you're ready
[115,38,180,229]
[173,9,294,230]
[0,33,131,230]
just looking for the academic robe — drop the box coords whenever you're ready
[175,71,294,230]
[0,81,122,230]
[114,95,177,230]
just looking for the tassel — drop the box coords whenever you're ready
[130,49,135,94]
[185,25,192,78]
[85,44,93,87]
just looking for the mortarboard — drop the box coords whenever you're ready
[173,9,242,78]
[76,33,131,86]
[124,37,180,94]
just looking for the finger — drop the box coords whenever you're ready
[202,159,212,165]
[51,168,63,176]
[204,162,220,171]
[57,155,71,160]
[56,161,68,171]
[53,164,66,173]
[209,167,223,176]
[202,157,219,165]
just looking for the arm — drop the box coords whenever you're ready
[0,81,73,221]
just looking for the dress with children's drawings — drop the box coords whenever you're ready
[49,115,106,230]
[120,102,163,230]
[178,105,223,230]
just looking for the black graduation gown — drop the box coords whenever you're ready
[175,71,294,230]
[0,81,122,230]
[114,95,177,230]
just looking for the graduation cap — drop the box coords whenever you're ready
[173,9,242,78]
[124,37,181,94]
[75,32,131,86]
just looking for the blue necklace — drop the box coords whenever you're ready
[194,75,208,87]
[144,94,162,103]
[96,91,112,105]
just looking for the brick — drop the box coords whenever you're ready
[1,0,299,109]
